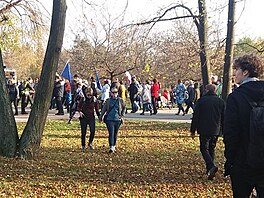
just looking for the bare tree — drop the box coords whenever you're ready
[222,0,235,101]
[126,1,211,86]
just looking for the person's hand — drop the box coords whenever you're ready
[191,132,195,139]
[120,117,124,124]
[79,112,84,118]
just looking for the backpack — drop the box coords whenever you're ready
[246,99,264,169]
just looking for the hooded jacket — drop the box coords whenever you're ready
[224,81,264,180]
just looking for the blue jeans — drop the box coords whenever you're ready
[106,121,121,146]
[80,117,95,147]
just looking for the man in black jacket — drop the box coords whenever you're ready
[224,54,264,197]
[53,75,65,115]
[190,84,225,180]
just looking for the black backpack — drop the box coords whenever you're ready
[246,98,264,169]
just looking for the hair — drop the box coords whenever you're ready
[205,84,217,93]
[85,87,93,95]
[111,87,118,93]
[178,79,182,84]
[234,54,263,78]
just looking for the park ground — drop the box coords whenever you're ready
[0,109,232,197]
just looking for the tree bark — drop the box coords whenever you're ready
[0,49,19,157]
[18,0,67,159]
[197,0,210,87]
[222,0,235,101]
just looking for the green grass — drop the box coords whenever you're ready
[0,120,232,197]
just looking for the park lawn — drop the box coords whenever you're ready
[0,120,232,197]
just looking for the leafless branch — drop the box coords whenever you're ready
[235,42,264,53]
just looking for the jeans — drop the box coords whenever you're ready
[106,121,121,146]
[10,99,18,114]
[80,117,95,147]
[199,135,218,172]
[230,166,264,198]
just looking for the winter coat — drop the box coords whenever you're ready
[223,80,264,181]
[175,83,186,105]
[190,91,225,136]
[141,84,152,104]
[185,84,195,104]
[151,83,160,98]
[53,80,64,98]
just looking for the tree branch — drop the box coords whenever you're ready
[235,42,264,53]
[0,0,23,15]
[123,4,199,30]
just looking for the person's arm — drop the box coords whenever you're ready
[94,98,100,118]
[223,95,240,176]
[99,99,108,122]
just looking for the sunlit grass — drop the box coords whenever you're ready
[0,120,232,197]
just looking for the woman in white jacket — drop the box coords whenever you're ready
[140,81,153,115]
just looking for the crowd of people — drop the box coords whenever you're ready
[5,54,264,197]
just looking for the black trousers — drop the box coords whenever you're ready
[79,117,95,147]
[55,96,64,114]
[21,94,27,113]
[230,167,264,198]
[199,135,218,172]
[151,96,158,114]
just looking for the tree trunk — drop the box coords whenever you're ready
[222,0,235,101]
[18,0,67,159]
[197,0,210,87]
[0,49,19,157]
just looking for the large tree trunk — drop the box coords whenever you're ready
[18,0,67,159]
[0,49,19,157]
[222,0,235,101]
[197,0,210,87]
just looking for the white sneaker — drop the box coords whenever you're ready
[109,146,116,153]
[88,143,94,150]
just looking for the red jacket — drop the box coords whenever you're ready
[151,83,160,98]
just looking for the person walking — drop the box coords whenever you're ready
[184,80,195,114]
[128,76,139,113]
[175,79,186,115]
[99,87,126,153]
[78,88,100,151]
[7,79,19,115]
[150,78,160,115]
[118,80,128,113]
[53,75,65,115]
[20,78,35,114]
[190,84,225,180]
[223,54,264,197]
[140,81,153,115]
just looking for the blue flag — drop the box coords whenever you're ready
[96,71,102,90]
[61,62,72,81]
